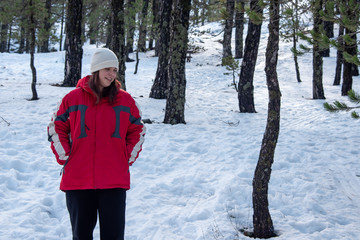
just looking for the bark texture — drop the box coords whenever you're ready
[163,0,191,124]
[63,0,83,87]
[238,0,263,113]
[138,0,149,52]
[111,0,126,90]
[29,0,38,100]
[312,0,325,99]
[334,25,344,86]
[150,0,173,99]
[222,0,235,62]
[234,0,245,59]
[252,0,280,238]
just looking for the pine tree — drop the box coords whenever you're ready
[0,1,13,52]
[319,0,360,95]
[280,0,309,83]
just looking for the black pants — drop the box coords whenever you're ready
[66,188,126,240]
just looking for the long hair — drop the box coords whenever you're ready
[89,71,119,105]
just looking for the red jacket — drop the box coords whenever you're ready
[48,76,146,191]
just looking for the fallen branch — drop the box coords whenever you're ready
[0,116,11,126]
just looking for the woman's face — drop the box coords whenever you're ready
[98,67,117,90]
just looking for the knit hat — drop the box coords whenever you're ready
[90,48,119,73]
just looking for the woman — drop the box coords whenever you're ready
[48,48,146,240]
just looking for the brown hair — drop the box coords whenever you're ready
[89,71,119,105]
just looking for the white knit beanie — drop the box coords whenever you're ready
[90,48,119,73]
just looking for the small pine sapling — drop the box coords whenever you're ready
[222,56,240,92]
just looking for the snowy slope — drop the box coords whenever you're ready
[0,22,359,240]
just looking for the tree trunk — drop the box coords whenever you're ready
[134,48,139,74]
[0,24,8,52]
[39,0,52,53]
[126,0,136,55]
[342,58,353,96]
[252,0,280,238]
[292,0,301,82]
[350,35,359,76]
[111,0,126,90]
[238,0,263,113]
[18,25,26,54]
[87,2,98,45]
[59,0,65,51]
[312,0,325,99]
[333,25,344,86]
[149,0,173,99]
[222,0,235,63]
[163,0,191,124]
[201,0,207,26]
[149,0,160,51]
[293,34,301,83]
[29,0,38,100]
[234,0,244,59]
[153,0,162,56]
[63,0,83,87]
[138,0,149,52]
[321,2,333,57]
[7,23,12,52]
[342,25,353,96]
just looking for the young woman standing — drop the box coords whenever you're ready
[48,48,146,240]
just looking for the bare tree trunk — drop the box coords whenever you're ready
[163,0,191,124]
[321,2,333,57]
[238,0,263,113]
[333,25,344,86]
[111,0,126,90]
[293,34,301,83]
[222,0,235,63]
[153,0,161,56]
[18,25,26,53]
[150,0,173,99]
[252,0,280,238]
[29,0,38,100]
[63,0,83,87]
[312,0,325,99]
[234,0,245,59]
[350,34,359,76]
[0,24,8,52]
[138,0,149,52]
[149,0,160,51]
[134,47,139,74]
[59,0,65,51]
[342,26,353,96]
[126,0,136,55]
[292,0,301,82]
[39,0,52,53]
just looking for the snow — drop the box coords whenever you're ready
[1,21,360,240]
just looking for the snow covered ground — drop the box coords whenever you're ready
[0,22,359,240]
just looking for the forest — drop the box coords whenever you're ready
[0,0,360,239]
